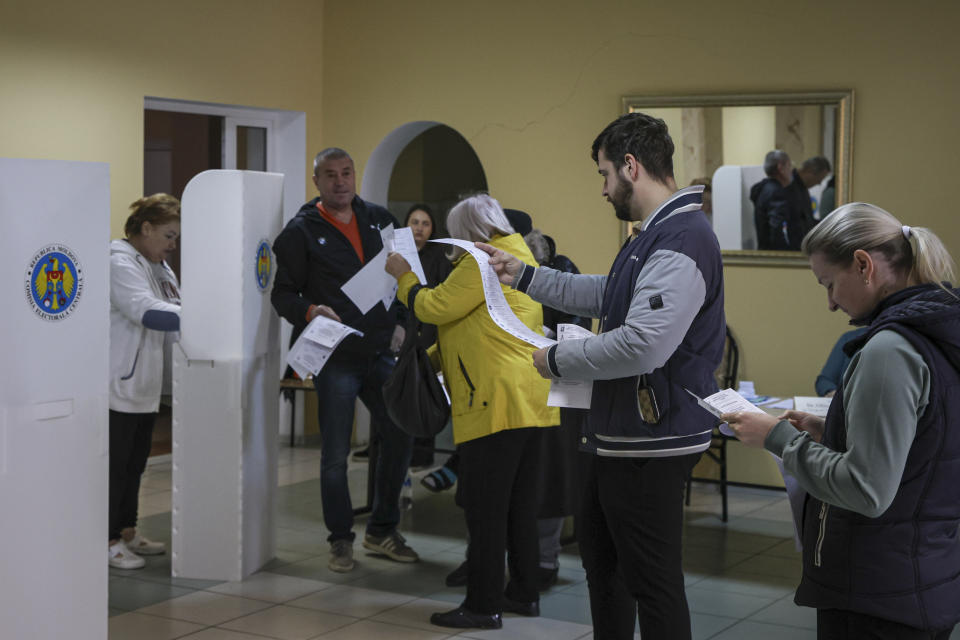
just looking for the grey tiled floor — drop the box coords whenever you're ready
[108,446,960,639]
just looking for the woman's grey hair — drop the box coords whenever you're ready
[445,194,514,258]
[802,202,956,290]
[524,229,550,264]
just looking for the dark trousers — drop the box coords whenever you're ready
[312,353,413,542]
[458,427,543,614]
[578,452,701,640]
[108,410,156,541]
[818,609,954,640]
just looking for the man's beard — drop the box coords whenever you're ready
[611,179,633,221]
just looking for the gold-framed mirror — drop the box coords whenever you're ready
[622,91,854,266]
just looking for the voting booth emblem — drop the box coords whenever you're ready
[24,243,84,321]
[255,239,272,292]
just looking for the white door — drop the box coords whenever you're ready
[224,116,274,171]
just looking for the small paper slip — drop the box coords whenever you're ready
[392,226,428,285]
[685,387,765,436]
[286,316,363,379]
[341,248,396,314]
[703,388,767,415]
[430,239,556,350]
[548,323,595,408]
[794,396,832,417]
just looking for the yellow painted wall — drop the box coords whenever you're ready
[722,106,775,166]
[321,0,960,484]
[0,0,325,239]
[3,0,958,486]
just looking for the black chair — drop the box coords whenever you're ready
[686,326,739,522]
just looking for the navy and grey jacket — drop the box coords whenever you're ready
[784,284,960,631]
[271,195,400,364]
[515,186,725,456]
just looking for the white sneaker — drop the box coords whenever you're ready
[109,542,145,570]
[125,533,166,556]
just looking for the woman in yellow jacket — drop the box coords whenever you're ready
[386,194,559,630]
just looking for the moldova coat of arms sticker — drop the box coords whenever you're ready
[25,244,84,321]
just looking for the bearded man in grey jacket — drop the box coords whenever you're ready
[479,113,725,640]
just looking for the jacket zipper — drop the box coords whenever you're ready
[814,503,830,567]
[457,356,476,407]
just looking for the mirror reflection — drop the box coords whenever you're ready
[624,92,853,262]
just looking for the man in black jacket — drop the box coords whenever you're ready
[751,150,810,250]
[271,148,417,573]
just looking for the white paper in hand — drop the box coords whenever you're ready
[548,323,595,408]
[430,238,556,349]
[341,248,395,314]
[285,315,363,378]
[393,226,427,285]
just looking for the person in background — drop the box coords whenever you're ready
[797,156,832,224]
[385,194,559,630]
[524,227,591,590]
[751,150,808,250]
[271,147,417,573]
[480,113,725,640]
[815,327,867,397]
[404,203,453,468]
[689,177,712,227]
[724,203,960,639]
[108,194,182,569]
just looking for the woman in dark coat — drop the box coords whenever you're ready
[404,204,452,467]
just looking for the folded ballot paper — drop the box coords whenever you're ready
[547,323,596,408]
[685,387,766,436]
[286,315,363,380]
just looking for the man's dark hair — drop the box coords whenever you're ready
[801,156,831,175]
[590,113,674,183]
[313,147,352,175]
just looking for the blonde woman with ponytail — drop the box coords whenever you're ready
[725,203,960,638]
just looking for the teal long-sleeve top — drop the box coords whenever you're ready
[766,330,929,518]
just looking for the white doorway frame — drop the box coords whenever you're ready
[144,96,307,442]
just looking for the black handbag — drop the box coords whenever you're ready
[382,286,450,438]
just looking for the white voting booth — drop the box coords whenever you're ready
[173,170,283,581]
[712,164,765,250]
[1,158,109,640]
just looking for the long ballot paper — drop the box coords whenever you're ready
[688,387,807,548]
[430,239,556,349]
[547,323,595,408]
[286,315,363,379]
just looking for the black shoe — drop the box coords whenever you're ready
[537,566,559,591]
[502,597,539,617]
[445,560,469,587]
[352,447,369,460]
[430,606,502,629]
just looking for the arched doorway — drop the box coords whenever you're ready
[362,121,487,230]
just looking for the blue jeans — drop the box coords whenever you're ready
[312,353,413,542]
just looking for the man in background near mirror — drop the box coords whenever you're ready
[751,150,809,250]
[271,147,418,574]
[798,156,833,220]
[479,112,726,640]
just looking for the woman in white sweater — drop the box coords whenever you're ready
[108,194,181,570]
